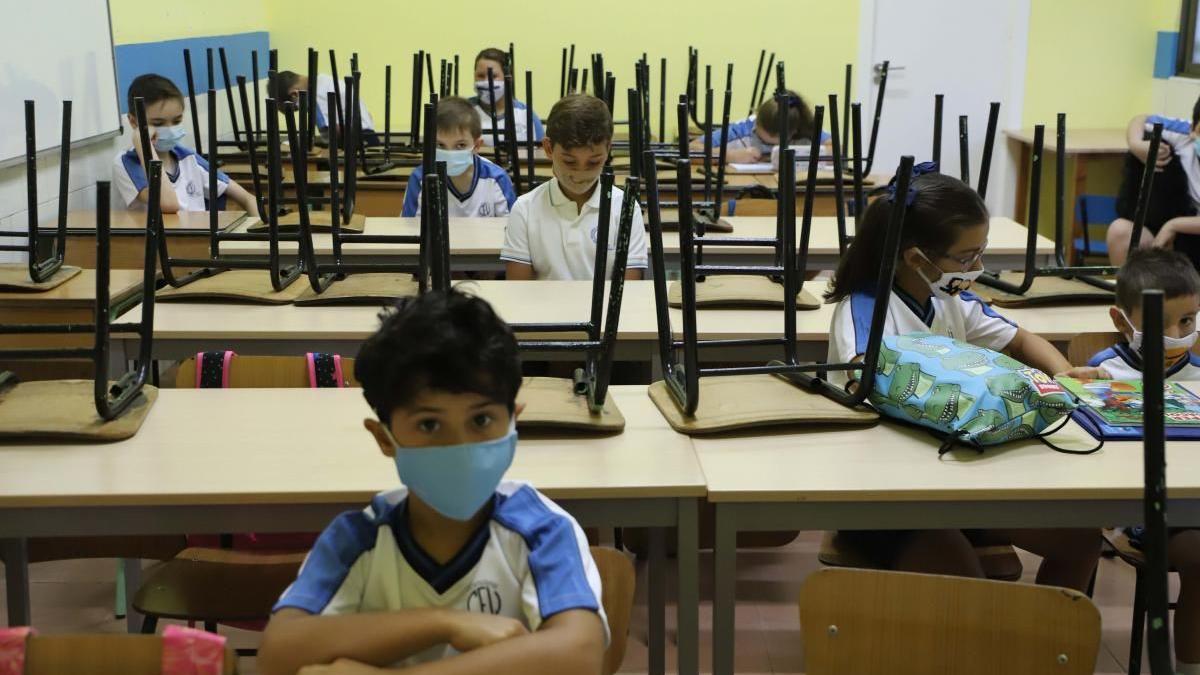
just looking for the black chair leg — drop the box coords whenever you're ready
[1085,563,1098,598]
[140,615,158,634]
[1129,568,1146,675]
[204,621,218,633]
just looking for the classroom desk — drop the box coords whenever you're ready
[37,210,249,270]
[1004,128,1126,238]
[0,386,703,675]
[696,415,1200,675]
[214,215,1050,274]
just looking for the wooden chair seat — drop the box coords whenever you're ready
[818,531,1024,581]
[132,547,305,623]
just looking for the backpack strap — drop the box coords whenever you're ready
[195,351,236,389]
[0,627,34,675]
[306,353,345,388]
[161,625,226,675]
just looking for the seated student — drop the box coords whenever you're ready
[690,90,831,165]
[258,289,608,675]
[1067,248,1200,674]
[113,74,258,215]
[274,70,381,146]
[471,48,544,147]
[501,94,648,281]
[1107,98,1200,266]
[824,169,1101,592]
[401,97,516,218]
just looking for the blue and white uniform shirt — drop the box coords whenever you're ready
[401,155,516,218]
[471,98,545,147]
[113,145,229,211]
[828,286,1019,387]
[1089,341,1200,381]
[274,481,609,666]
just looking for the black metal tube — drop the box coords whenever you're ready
[1140,289,1174,675]
[269,49,277,72]
[659,57,667,143]
[1130,123,1163,252]
[851,103,865,232]
[218,48,241,148]
[344,75,360,221]
[757,52,775,108]
[842,63,852,164]
[23,101,39,281]
[703,87,713,203]
[714,69,732,219]
[503,73,520,193]
[979,101,1000,199]
[353,70,368,173]
[589,169,615,338]
[285,95,322,293]
[774,60,786,96]
[183,49,203,156]
[1054,112,1068,267]
[782,142,798,366]
[676,158,700,415]
[677,96,690,159]
[525,71,535,189]
[932,94,943,167]
[207,89,219,258]
[592,175,640,409]
[329,50,344,133]
[958,115,970,185]
[454,54,460,97]
[206,48,214,90]
[426,52,435,97]
[796,105,824,291]
[865,60,888,174]
[384,64,393,163]
[486,67,500,163]
[236,76,266,221]
[328,92,343,265]
[828,94,847,256]
[560,47,568,99]
[252,51,262,142]
[628,89,643,179]
[643,149,676,382]
[750,50,765,116]
[307,48,318,147]
[411,52,423,147]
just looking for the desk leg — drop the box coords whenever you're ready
[1,538,31,626]
[647,527,666,675]
[712,505,736,675]
[676,499,699,675]
[122,559,143,633]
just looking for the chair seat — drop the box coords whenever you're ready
[819,531,1024,581]
[133,547,304,622]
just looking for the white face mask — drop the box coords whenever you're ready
[474,79,505,106]
[1119,309,1199,362]
[914,251,983,299]
[553,167,601,195]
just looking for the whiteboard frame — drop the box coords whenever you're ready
[0,0,124,169]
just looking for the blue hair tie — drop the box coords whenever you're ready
[886,161,939,206]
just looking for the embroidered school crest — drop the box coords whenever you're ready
[186,182,198,196]
[466,583,502,614]
[478,202,493,217]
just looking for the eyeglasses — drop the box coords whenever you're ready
[929,243,987,272]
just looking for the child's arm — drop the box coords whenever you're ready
[505,262,536,280]
[132,138,181,214]
[259,607,529,675]
[1127,114,1173,169]
[624,267,644,280]
[1004,327,1072,375]
[1153,215,1200,247]
[1061,365,1112,380]
[297,609,605,675]
[224,179,259,215]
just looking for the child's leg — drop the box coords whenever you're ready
[892,529,986,578]
[1169,529,1200,667]
[1107,218,1153,265]
[1001,528,1102,592]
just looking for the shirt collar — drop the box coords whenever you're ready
[893,284,935,327]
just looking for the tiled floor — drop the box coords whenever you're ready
[0,532,1174,673]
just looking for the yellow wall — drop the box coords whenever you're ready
[109,0,268,44]
[263,0,859,140]
[1022,0,1181,128]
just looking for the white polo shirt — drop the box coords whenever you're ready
[113,145,229,211]
[501,178,649,280]
[827,286,1019,387]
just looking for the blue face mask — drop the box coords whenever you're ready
[435,148,475,177]
[153,125,186,152]
[387,422,517,521]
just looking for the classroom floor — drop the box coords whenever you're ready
[0,531,1172,673]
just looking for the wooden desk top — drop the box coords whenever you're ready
[1003,128,1126,155]
[39,210,248,233]
[0,270,145,309]
[696,413,1200,503]
[0,386,704,507]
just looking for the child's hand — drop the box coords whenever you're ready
[298,658,382,675]
[726,147,760,164]
[1060,366,1110,380]
[132,127,160,164]
[1155,221,1178,248]
[446,611,529,652]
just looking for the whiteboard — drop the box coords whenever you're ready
[0,0,122,166]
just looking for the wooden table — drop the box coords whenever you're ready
[0,386,703,675]
[1,269,145,380]
[1004,128,1126,243]
[38,210,250,270]
[696,414,1200,675]
[214,215,1050,275]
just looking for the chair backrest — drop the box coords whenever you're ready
[22,633,237,675]
[1075,194,1118,228]
[799,568,1101,675]
[1065,331,1121,366]
[589,546,636,675]
[175,355,358,388]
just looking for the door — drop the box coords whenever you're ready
[857,0,1032,217]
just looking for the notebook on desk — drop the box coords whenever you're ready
[1058,377,1200,440]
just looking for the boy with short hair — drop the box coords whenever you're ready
[401,97,516,218]
[259,288,608,675]
[471,48,544,147]
[1067,247,1200,674]
[501,94,648,281]
[1107,96,1200,266]
[113,74,257,214]
[692,89,830,165]
[273,70,380,146]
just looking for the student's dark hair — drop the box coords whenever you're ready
[755,89,813,141]
[271,71,302,103]
[474,48,509,77]
[355,288,522,422]
[126,74,184,118]
[825,172,989,302]
[546,94,612,149]
[437,96,482,139]
[1116,248,1200,312]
